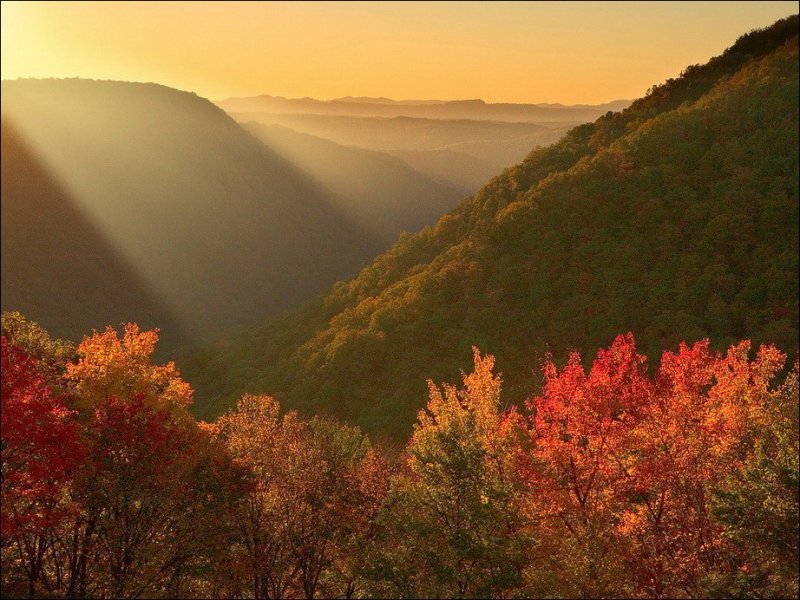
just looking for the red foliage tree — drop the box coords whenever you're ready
[1,336,84,596]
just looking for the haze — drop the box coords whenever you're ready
[2,1,796,104]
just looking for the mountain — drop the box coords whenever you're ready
[224,113,573,190]
[187,16,800,439]
[1,120,189,349]
[216,95,631,122]
[1,79,381,349]
[244,123,464,243]
[332,96,447,105]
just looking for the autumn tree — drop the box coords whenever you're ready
[525,333,651,597]
[1,311,76,381]
[297,416,390,599]
[0,336,84,598]
[526,333,798,598]
[615,340,792,597]
[210,394,307,598]
[46,324,227,598]
[369,349,530,598]
[212,394,390,599]
[702,357,799,598]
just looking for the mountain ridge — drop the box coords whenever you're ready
[216,94,632,123]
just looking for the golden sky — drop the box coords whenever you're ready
[1,1,797,104]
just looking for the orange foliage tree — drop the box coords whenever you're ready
[53,324,230,598]
[211,394,389,599]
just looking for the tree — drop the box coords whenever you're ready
[371,348,530,598]
[66,323,192,412]
[213,394,311,598]
[212,395,390,599]
[526,333,797,598]
[49,324,226,598]
[526,333,651,597]
[1,336,83,598]
[703,358,798,598]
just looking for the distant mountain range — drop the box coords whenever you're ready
[227,113,573,191]
[216,95,631,122]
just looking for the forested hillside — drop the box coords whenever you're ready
[188,16,800,439]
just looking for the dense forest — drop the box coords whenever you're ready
[2,313,797,598]
[188,16,800,440]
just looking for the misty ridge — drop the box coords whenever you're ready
[216,94,632,190]
[230,112,574,191]
[215,93,631,122]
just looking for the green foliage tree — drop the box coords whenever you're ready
[702,363,799,598]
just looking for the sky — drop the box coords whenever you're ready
[1,1,797,104]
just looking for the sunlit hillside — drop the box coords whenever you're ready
[188,16,800,439]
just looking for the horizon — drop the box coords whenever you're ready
[1,77,635,106]
[1,1,797,104]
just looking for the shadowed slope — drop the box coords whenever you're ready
[1,121,188,353]
[1,79,381,342]
[245,123,465,242]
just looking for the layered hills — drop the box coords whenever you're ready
[243,123,464,243]
[188,16,800,439]
[216,94,631,122]
[227,113,573,191]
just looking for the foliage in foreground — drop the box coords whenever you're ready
[1,312,797,598]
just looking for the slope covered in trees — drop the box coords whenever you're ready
[0,79,382,349]
[244,123,464,243]
[188,16,800,439]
